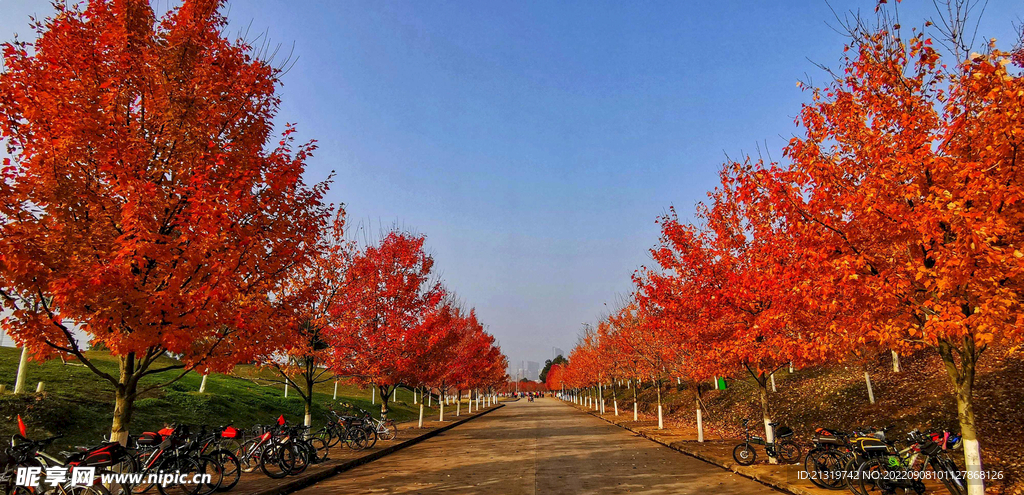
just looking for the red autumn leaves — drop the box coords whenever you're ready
[0,0,506,437]
[326,230,507,418]
[563,14,1024,489]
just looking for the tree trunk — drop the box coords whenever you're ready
[656,380,664,430]
[418,402,424,428]
[938,338,984,495]
[199,374,208,393]
[110,355,139,445]
[864,371,875,404]
[611,381,618,416]
[632,381,638,421]
[456,390,461,417]
[891,350,902,372]
[696,396,704,443]
[304,379,314,426]
[770,373,776,392]
[379,385,390,419]
[111,385,134,445]
[757,375,777,464]
[439,397,445,422]
[333,381,338,400]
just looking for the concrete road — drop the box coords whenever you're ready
[301,398,777,494]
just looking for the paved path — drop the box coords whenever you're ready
[299,398,777,494]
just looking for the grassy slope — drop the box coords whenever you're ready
[615,347,1023,493]
[0,347,437,451]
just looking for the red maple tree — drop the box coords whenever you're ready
[329,230,445,419]
[0,0,330,441]
[779,17,1024,487]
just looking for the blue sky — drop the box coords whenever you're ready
[1,1,1020,373]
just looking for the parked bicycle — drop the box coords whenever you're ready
[351,407,398,442]
[6,434,118,495]
[732,419,801,465]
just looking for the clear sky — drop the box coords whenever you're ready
[1,1,1020,373]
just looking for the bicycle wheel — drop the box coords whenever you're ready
[285,443,309,476]
[235,440,259,474]
[360,426,376,448]
[196,455,222,495]
[932,456,966,495]
[855,458,889,495]
[286,442,309,477]
[107,453,140,495]
[814,449,848,490]
[258,444,290,479]
[347,429,369,451]
[733,443,757,465]
[208,449,240,492]
[844,455,867,495]
[778,440,802,464]
[380,421,398,441]
[307,436,329,463]
[804,449,829,489]
[155,455,202,495]
[68,483,113,495]
[314,428,337,450]
[131,453,159,494]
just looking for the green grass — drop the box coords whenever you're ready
[0,347,436,451]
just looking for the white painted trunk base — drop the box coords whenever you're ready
[14,347,28,394]
[963,438,984,495]
[864,371,875,404]
[696,408,704,442]
[764,417,777,464]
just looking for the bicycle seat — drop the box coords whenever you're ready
[768,422,779,427]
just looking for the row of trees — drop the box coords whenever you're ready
[257,219,508,426]
[560,5,1023,495]
[0,0,507,441]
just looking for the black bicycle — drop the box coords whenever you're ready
[732,419,801,465]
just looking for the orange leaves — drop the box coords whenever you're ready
[779,22,1024,354]
[325,229,506,392]
[0,0,331,376]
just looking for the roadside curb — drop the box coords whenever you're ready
[568,402,814,495]
[245,403,506,495]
